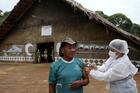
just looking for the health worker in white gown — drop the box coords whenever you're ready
[89,39,138,93]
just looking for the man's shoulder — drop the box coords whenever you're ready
[73,58,84,68]
[51,58,63,67]
[74,57,82,61]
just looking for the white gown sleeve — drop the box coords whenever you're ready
[97,64,106,72]
[90,62,129,82]
[96,58,111,72]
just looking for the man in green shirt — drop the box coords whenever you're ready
[48,37,89,93]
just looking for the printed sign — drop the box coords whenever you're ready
[41,25,52,36]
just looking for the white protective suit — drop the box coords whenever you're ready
[90,55,138,93]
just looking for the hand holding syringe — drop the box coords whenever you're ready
[83,61,98,74]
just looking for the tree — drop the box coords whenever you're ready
[95,12,140,38]
[0,9,3,16]
[130,23,140,37]
[0,11,10,25]
[3,11,10,16]
[95,11,109,19]
[108,13,132,32]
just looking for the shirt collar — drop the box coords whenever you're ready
[61,57,74,63]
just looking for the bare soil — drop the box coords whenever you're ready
[0,62,139,93]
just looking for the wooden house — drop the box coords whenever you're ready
[0,0,140,65]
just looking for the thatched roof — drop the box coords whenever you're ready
[0,0,35,40]
[0,0,140,46]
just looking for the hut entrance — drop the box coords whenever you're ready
[36,42,54,63]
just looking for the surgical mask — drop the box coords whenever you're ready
[108,51,116,58]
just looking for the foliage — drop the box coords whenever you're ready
[0,11,10,25]
[0,9,3,15]
[95,11,109,19]
[108,13,132,32]
[95,11,140,38]
[130,23,140,37]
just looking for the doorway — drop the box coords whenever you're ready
[36,42,54,63]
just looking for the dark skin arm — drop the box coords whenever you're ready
[82,66,90,86]
[70,65,89,90]
[49,84,56,93]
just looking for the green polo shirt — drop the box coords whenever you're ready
[48,57,83,93]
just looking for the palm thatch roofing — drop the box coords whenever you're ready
[0,0,140,46]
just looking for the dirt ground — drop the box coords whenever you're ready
[0,62,139,93]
